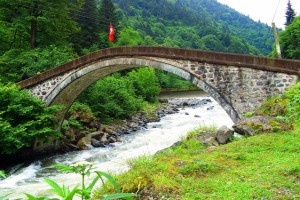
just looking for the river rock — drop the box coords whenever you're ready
[100,132,109,143]
[77,136,92,150]
[88,131,103,140]
[203,136,219,146]
[232,116,288,136]
[233,125,255,136]
[215,125,234,144]
[91,138,104,148]
[207,106,214,110]
[64,127,77,142]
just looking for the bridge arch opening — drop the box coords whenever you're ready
[46,57,240,128]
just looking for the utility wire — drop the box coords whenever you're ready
[272,0,282,23]
[263,0,282,50]
[1,0,114,25]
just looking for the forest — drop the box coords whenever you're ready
[0,0,299,155]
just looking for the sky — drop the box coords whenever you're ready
[216,0,300,28]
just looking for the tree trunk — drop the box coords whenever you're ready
[30,1,38,49]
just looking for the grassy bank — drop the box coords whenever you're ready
[93,81,300,199]
[93,125,300,199]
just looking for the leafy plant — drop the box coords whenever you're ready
[25,161,136,200]
[0,170,6,178]
[128,68,161,103]
[0,82,62,154]
[78,73,145,122]
[285,81,300,124]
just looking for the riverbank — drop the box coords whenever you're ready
[94,82,300,199]
[0,96,233,198]
[93,124,300,199]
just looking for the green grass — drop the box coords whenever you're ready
[93,125,300,199]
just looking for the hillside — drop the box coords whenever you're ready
[113,0,274,55]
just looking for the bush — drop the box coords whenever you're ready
[79,74,145,122]
[128,67,161,103]
[285,81,300,124]
[0,82,62,154]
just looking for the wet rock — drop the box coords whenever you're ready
[108,136,117,143]
[207,106,214,110]
[91,139,104,148]
[100,133,108,143]
[77,136,92,150]
[88,131,103,140]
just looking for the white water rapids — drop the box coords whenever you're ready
[0,93,233,199]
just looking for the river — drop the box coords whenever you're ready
[0,91,233,199]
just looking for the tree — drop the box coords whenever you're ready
[79,74,144,121]
[98,0,119,48]
[0,82,62,154]
[278,16,300,59]
[0,0,79,51]
[285,0,296,27]
[71,0,99,54]
[128,68,160,103]
[116,27,142,46]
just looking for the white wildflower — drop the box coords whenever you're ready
[70,161,93,167]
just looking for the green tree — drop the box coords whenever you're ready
[0,0,79,51]
[71,0,99,54]
[0,82,62,154]
[79,74,144,121]
[116,27,142,46]
[277,16,300,59]
[0,45,76,83]
[98,0,118,48]
[285,0,296,27]
[128,68,160,103]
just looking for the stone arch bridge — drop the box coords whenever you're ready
[18,46,299,126]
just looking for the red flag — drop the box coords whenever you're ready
[109,23,115,42]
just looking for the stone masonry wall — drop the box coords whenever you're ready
[26,56,298,123]
[181,61,298,116]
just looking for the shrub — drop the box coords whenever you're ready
[285,81,300,124]
[79,74,145,122]
[128,67,161,103]
[0,82,62,154]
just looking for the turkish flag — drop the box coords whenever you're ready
[109,23,115,42]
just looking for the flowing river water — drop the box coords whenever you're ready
[0,91,233,199]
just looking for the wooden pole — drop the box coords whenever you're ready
[272,22,282,58]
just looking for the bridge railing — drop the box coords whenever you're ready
[18,46,300,89]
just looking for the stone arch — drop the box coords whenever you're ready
[47,57,239,127]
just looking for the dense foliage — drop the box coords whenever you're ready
[113,0,272,55]
[78,68,160,122]
[277,16,300,59]
[0,0,279,84]
[156,70,195,89]
[0,83,62,154]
